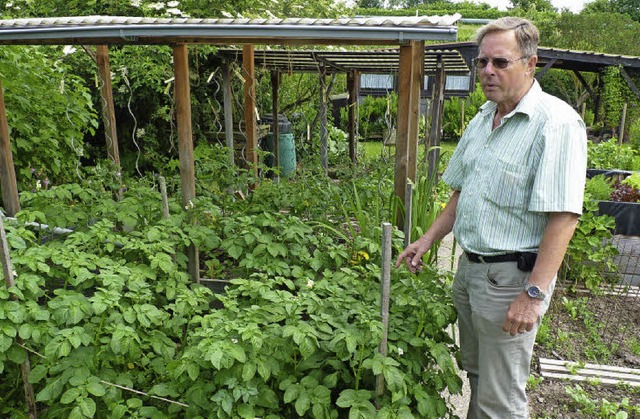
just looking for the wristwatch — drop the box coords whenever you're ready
[524,282,546,300]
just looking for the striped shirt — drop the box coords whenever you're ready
[442,80,587,256]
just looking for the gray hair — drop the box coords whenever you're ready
[475,17,539,58]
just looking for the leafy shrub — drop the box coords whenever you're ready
[587,139,640,170]
[585,175,614,201]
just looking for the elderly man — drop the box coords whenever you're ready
[396,17,587,418]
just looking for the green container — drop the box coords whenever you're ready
[265,133,296,177]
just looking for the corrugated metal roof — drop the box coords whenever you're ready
[0,15,461,45]
[214,46,470,75]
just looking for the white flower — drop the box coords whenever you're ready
[130,0,142,7]
[62,45,77,55]
[36,180,42,190]
[147,2,165,10]
[5,2,13,7]
[398,347,404,356]
[11,270,17,277]
[136,128,146,138]
[166,7,183,15]
[306,279,314,289]
[167,0,179,6]
[231,338,238,344]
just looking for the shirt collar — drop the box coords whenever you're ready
[479,79,542,119]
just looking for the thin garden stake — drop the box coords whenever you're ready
[158,175,170,218]
[403,182,413,247]
[376,222,392,397]
[0,216,37,419]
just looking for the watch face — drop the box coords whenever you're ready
[528,287,540,298]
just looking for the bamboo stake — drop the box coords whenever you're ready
[376,222,393,397]
[0,216,37,418]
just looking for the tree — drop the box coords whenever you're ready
[509,0,555,12]
[583,0,640,22]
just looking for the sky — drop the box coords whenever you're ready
[451,0,594,13]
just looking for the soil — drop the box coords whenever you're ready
[527,283,640,418]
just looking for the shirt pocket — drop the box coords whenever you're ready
[486,159,529,209]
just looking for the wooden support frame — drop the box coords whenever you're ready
[319,65,328,173]
[394,41,423,228]
[347,69,359,163]
[427,56,445,182]
[173,43,199,283]
[270,70,280,176]
[96,45,120,166]
[0,79,19,216]
[222,62,234,166]
[243,45,258,178]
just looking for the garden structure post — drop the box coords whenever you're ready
[173,43,199,283]
[243,44,258,180]
[347,69,359,164]
[270,70,280,179]
[0,216,37,418]
[96,45,120,167]
[0,78,19,216]
[394,41,423,228]
[427,56,445,182]
[319,65,328,173]
[406,41,424,185]
[619,102,627,144]
[404,182,413,248]
[222,62,235,167]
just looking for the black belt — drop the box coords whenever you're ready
[465,251,520,264]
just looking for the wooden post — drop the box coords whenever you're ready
[96,45,120,166]
[222,62,234,167]
[0,216,37,418]
[243,45,258,179]
[619,103,628,144]
[270,70,280,178]
[461,100,466,137]
[394,43,415,228]
[427,56,445,183]
[0,79,19,217]
[403,183,413,248]
[347,70,359,164]
[319,66,328,173]
[406,41,424,184]
[172,44,199,283]
[158,176,170,219]
[376,222,393,397]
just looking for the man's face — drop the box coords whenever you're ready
[477,30,535,107]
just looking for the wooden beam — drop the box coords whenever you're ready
[535,58,557,80]
[319,65,328,173]
[222,62,234,166]
[96,45,120,166]
[406,41,424,184]
[270,70,280,177]
[572,70,595,98]
[620,67,640,99]
[428,56,445,181]
[172,44,199,283]
[243,44,258,179]
[394,43,413,228]
[0,79,19,216]
[347,69,359,164]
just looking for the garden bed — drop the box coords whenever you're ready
[528,284,640,418]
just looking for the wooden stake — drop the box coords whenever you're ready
[96,45,120,166]
[403,183,413,248]
[0,79,20,216]
[158,176,170,219]
[0,216,37,418]
[376,222,393,397]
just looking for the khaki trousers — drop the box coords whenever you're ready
[452,254,555,419]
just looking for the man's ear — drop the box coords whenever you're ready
[527,55,538,74]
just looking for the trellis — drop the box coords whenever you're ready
[0,15,463,282]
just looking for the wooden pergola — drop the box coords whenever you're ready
[0,15,462,281]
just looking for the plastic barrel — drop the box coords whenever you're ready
[264,133,296,177]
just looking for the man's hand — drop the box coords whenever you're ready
[502,292,543,336]
[394,237,432,273]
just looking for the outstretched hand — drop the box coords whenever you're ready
[394,237,432,273]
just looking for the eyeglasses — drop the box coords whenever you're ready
[473,56,528,69]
